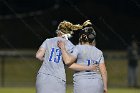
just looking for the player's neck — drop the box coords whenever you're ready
[81,42,90,45]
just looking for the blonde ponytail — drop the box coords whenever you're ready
[82,20,92,27]
[57,20,92,34]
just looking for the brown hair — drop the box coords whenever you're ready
[79,27,96,44]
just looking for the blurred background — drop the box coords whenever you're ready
[0,0,140,92]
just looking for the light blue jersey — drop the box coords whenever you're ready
[71,45,104,76]
[71,45,104,93]
[36,37,74,93]
[38,37,74,81]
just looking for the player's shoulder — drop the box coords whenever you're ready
[46,37,61,42]
[41,38,50,44]
[65,40,75,48]
[43,37,60,44]
[44,38,51,41]
[94,46,103,54]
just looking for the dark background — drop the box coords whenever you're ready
[0,0,140,50]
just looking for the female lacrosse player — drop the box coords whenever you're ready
[35,20,96,93]
[58,24,108,93]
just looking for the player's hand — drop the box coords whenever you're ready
[104,88,107,93]
[57,40,65,49]
[88,65,97,71]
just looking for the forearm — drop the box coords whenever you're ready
[99,63,108,89]
[102,71,107,89]
[37,57,44,61]
[36,48,45,61]
[36,53,44,61]
[68,63,95,71]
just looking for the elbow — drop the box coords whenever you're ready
[62,55,76,65]
[36,54,43,61]
[64,58,74,65]
[65,60,72,65]
[36,53,40,59]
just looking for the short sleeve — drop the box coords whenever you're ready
[71,46,79,58]
[65,40,75,53]
[99,55,104,64]
[40,39,49,49]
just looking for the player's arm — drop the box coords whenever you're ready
[68,63,96,71]
[58,40,76,65]
[60,46,96,71]
[99,63,107,93]
[58,40,96,71]
[36,47,46,61]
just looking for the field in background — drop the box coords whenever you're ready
[0,50,140,88]
[0,87,140,93]
[66,50,140,87]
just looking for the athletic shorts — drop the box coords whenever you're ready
[36,73,66,93]
[73,76,104,93]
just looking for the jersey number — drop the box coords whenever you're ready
[86,59,98,66]
[49,48,61,63]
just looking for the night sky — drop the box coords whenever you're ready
[0,0,140,50]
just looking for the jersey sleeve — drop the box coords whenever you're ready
[65,40,75,53]
[96,50,104,64]
[99,52,105,64]
[71,46,79,58]
[40,39,49,49]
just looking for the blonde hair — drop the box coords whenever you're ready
[57,20,92,35]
